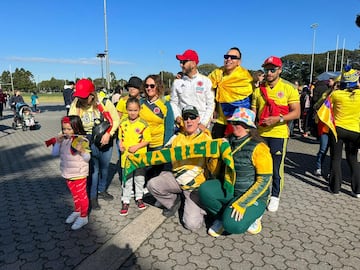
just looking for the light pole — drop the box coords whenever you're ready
[103,0,110,90]
[310,23,318,83]
[97,53,106,87]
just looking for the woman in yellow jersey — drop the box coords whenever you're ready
[328,66,360,196]
[140,74,174,178]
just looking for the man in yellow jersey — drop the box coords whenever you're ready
[146,105,217,231]
[252,56,300,212]
[209,47,254,138]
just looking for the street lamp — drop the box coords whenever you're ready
[97,53,106,87]
[310,23,318,83]
[103,0,110,90]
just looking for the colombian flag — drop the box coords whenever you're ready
[317,96,337,141]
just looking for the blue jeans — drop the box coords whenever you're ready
[89,143,113,199]
[315,133,329,170]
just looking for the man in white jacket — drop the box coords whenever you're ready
[170,49,215,131]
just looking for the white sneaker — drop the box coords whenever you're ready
[65,212,80,224]
[71,216,88,230]
[351,192,360,198]
[247,217,262,235]
[314,169,322,176]
[208,219,224,238]
[267,196,280,212]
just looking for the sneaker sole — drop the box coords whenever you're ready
[208,227,224,238]
[247,223,262,235]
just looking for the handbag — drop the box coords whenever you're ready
[91,98,113,148]
[258,85,289,126]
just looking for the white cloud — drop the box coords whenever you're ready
[2,56,131,65]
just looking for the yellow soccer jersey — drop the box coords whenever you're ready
[115,95,129,121]
[140,99,167,148]
[331,89,360,132]
[252,78,299,138]
[118,117,151,168]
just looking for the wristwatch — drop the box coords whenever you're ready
[279,115,284,123]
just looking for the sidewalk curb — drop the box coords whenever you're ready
[75,206,165,270]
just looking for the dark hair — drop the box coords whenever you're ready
[143,74,164,97]
[229,47,242,59]
[61,115,86,135]
[126,96,141,109]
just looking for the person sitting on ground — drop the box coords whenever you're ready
[199,107,273,237]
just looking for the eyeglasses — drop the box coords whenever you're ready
[224,54,240,60]
[180,60,189,65]
[145,84,156,89]
[183,115,197,120]
[264,67,279,73]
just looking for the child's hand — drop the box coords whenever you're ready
[118,142,125,153]
[56,133,65,143]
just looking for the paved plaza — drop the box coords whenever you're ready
[0,103,359,270]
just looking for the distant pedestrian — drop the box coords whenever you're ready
[63,81,75,115]
[9,90,24,114]
[118,97,151,216]
[0,89,7,119]
[31,91,39,112]
[51,115,91,230]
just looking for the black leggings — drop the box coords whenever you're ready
[329,127,360,194]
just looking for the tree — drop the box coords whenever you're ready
[198,64,218,76]
[12,68,36,92]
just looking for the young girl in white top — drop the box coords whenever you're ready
[52,115,91,230]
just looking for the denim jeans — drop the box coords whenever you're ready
[89,143,113,199]
[315,133,329,170]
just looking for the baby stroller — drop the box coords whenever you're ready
[12,103,38,131]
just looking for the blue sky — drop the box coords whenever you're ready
[1,0,359,83]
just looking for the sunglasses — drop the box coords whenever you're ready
[145,84,156,89]
[224,54,240,60]
[180,60,189,65]
[264,67,279,73]
[183,114,197,120]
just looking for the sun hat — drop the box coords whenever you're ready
[341,66,359,89]
[125,76,143,90]
[176,50,199,65]
[227,107,256,128]
[74,79,95,98]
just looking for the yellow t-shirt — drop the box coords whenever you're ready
[252,78,299,138]
[118,117,151,168]
[115,95,129,121]
[139,98,167,148]
[331,89,360,132]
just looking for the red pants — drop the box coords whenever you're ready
[66,178,89,217]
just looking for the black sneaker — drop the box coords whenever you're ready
[98,191,114,201]
[91,199,101,210]
[162,195,181,218]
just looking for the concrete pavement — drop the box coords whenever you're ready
[0,103,359,270]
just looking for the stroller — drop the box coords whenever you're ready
[12,103,38,131]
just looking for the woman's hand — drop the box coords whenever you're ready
[230,206,243,222]
[100,132,111,146]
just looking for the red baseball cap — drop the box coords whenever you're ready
[176,49,199,65]
[262,56,282,68]
[74,79,95,98]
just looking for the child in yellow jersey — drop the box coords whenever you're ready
[118,97,152,216]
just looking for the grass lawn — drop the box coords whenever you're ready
[22,93,64,104]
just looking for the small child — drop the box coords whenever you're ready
[52,115,91,230]
[118,97,151,216]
